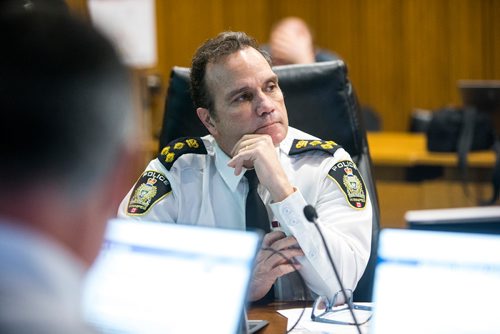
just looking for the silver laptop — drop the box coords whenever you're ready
[82,219,261,334]
[369,228,500,334]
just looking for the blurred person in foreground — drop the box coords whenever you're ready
[0,6,136,333]
[119,31,372,304]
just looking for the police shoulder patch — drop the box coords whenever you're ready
[158,137,207,171]
[289,139,341,156]
[328,160,367,209]
[127,170,172,216]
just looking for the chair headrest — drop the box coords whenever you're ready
[160,60,363,157]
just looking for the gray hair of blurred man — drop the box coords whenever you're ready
[0,8,135,198]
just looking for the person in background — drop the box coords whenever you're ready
[0,4,136,333]
[266,16,340,66]
[119,31,372,304]
[266,17,382,131]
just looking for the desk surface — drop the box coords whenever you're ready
[248,301,306,334]
[367,132,495,168]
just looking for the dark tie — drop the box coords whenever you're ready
[245,169,274,304]
[245,169,270,233]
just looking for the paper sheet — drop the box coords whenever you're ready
[278,307,371,334]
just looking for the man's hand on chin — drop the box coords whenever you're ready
[227,134,294,202]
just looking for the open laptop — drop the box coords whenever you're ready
[82,218,263,334]
[369,228,500,334]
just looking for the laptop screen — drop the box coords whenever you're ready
[82,219,261,334]
[370,229,500,334]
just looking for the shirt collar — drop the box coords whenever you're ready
[279,128,295,155]
[213,141,246,192]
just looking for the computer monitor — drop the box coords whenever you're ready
[370,228,500,334]
[82,218,262,334]
[405,206,500,234]
[459,80,500,132]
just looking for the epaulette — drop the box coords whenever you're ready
[288,139,341,156]
[158,137,207,171]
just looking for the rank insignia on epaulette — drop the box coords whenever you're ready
[158,137,207,171]
[127,170,172,216]
[289,139,340,156]
[328,160,367,209]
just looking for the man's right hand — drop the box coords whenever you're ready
[248,230,304,302]
[228,134,295,203]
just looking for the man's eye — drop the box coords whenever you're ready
[235,93,252,102]
[265,83,277,92]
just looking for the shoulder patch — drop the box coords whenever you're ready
[328,160,367,209]
[127,170,172,216]
[289,139,341,156]
[158,137,207,171]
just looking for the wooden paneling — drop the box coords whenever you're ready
[150,0,499,135]
[67,0,499,135]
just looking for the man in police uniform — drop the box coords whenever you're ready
[118,31,372,303]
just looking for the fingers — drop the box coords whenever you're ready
[249,233,304,301]
[262,247,304,266]
[273,262,302,277]
[257,233,304,269]
[230,134,270,157]
[261,230,286,247]
[248,261,302,301]
[269,233,301,250]
[227,135,274,175]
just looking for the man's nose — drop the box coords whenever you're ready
[254,91,274,116]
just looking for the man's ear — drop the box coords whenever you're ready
[197,107,217,136]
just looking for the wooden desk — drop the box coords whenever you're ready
[367,132,496,228]
[367,132,495,168]
[248,301,309,334]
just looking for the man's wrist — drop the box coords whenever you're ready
[270,184,296,203]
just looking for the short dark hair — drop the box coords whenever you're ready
[190,31,271,119]
[0,9,133,195]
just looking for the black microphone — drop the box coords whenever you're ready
[303,205,318,223]
[303,204,362,334]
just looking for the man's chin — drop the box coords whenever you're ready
[255,124,287,146]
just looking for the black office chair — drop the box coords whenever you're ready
[159,60,380,302]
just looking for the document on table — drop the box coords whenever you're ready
[278,307,371,334]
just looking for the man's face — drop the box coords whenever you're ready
[203,47,289,155]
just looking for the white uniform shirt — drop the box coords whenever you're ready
[118,126,372,300]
